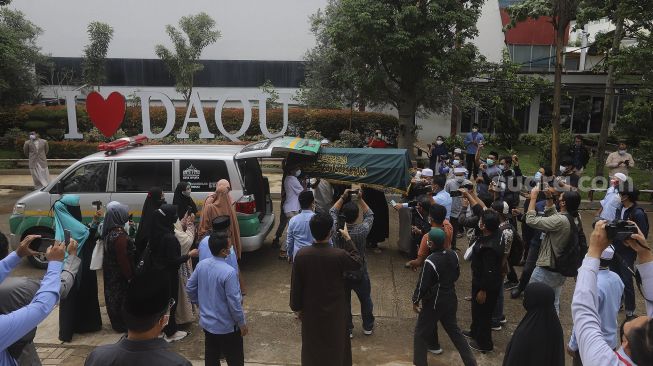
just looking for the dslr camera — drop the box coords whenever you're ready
[606,220,638,241]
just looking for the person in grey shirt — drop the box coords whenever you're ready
[0,238,80,366]
[85,270,191,366]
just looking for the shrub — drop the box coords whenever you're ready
[522,126,574,166]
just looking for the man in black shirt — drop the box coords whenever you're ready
[413,228,477,366]
[85,271,191,366]
[464,210,503,353]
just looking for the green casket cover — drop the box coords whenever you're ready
[302,148,412,193]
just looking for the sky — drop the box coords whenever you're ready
[10,0,329,60]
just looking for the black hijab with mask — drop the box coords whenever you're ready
[134,187,164,255]
[149,204,189,273]
[172,182,197,220]
[503,282,564,366]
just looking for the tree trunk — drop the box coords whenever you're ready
[551,23,565,173]
[594,15,624,179]
[450,87,460,136]
[397,99,416,159]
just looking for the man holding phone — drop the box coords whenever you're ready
[0,235,66,366]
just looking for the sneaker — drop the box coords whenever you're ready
[462,330,473,339]
[504,281,519,290]
[363,328,373,336]
[464,296,472,301]
[468,339,492,353]
[164,331,188,343]
[491,322,502,331]
[510,288,522,299]
[625,313,638,322]
[349,331,353,339]
[499,316,507,324]
[427,348,443,355]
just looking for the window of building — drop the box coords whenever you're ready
[514,106,531,133]
[531,45,552,70]
[589,97,604,133]
[116,161,173,192]
[460,109,475,133]
[60,162,109,193]
[179,160,230,192]
[511,45,532,67]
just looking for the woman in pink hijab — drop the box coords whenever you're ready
[198,179,242,258]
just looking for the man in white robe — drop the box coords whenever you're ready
[23,132,50,190]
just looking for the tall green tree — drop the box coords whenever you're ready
[308,0,484,155]
[82,21,114,91]
[155,12,220,103]
[507,0,581,172]
[0,5,43,106]
[462,50,550,149]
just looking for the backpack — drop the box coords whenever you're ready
[552,214,587,277]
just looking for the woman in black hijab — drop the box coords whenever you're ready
[172,182,197,220]
[134,187,164,256]
[503,282,564,366]
[149,204,199,342]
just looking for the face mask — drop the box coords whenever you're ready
[618,150,626,155]
[486,159,495,166]
[452,159,460,166]
[472,128,478,133]
[295,170,302,177]
[182,190,191,197]
[498,164,505,170]
[533,171,542,181]
[455,176,464,183]
[435,140,443,145]
[376,133,382,138]
[559,166,566,173]
[29,134,36,140]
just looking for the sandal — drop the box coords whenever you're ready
[278,251,288,260]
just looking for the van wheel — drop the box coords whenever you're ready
[24,229,53,269]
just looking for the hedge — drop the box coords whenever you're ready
[1,105,398,144]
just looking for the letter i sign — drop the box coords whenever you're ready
[85,92,126,137]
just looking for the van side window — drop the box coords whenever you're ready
[116,161,173,192]
[180,160,229,192]
[60,163,110,193]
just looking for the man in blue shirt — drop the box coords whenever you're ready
[464,123,484,178]
[567,246,623,366]
[431,175,452,220]
[187,233,247,366]
[0,235,65,366]
[198,216,239,272]
[287,191,316,261]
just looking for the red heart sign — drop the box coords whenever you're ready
[86,91,126,137]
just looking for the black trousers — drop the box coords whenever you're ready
[273,211,289,241]
[163,270,179,337]
[414,295,476,366]
[518,238,541,292]
[450,217,459,249]
[470,287,499,350]
[204,329,244,366]
[466,153,477,178]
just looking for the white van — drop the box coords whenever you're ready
[9,140,291,268]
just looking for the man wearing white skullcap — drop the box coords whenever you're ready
[567,245,624,366]
[598,173,628,221]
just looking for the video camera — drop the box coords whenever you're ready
[606,220,638,241]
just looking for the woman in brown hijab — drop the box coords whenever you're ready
[198,180,242,258]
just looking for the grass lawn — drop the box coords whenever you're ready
[475,143,652,201]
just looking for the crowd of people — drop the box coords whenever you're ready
[0,126,652,366]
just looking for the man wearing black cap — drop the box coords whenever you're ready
[198,216,240,271]
[85,271,191,366]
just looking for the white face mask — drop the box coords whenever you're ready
[472,128,478,133]
[295,169,302,177]
[182,189,191,197]
[435,140,443,145]
[452,159,460,166]
[455,176,464,183]
[498,164,505,170]
[618,150,626,155]
[29,134,36,140]
[533,171,542,181]
[559,166,567,173]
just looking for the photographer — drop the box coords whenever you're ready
[396,195,432,265]
[611,187,650,321]
[572,220,653,366]
[445,169,473,250]
[605,142,635,177]
[330,189,375,337]
[406,204,453,271]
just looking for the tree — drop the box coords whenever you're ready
[81,21,114,90]
[461,50,550,149]
[0,6,43,106]
[308,0,484,155]
[155,12,220,103]
[507,0,582,172]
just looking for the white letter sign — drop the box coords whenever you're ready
[137,91,176,139]
[177,92,215,139]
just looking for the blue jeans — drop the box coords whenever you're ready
[345,270,375,331]
[529,266,566,315]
